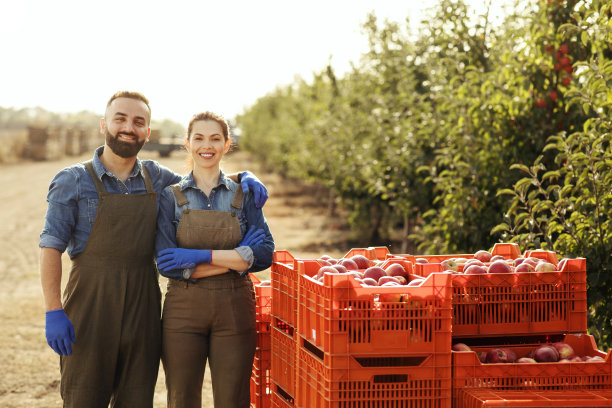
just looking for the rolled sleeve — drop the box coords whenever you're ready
[39,168,79,253]
[242,193,274,273]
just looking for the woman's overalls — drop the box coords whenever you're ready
[162,184,257,408]
[60,161,161,407]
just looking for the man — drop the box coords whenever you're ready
[39,91,267,407]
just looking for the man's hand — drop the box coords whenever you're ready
[240,171,268,208]
[156,248,212,271]
[45,308,76,356]
[239,225,266,248]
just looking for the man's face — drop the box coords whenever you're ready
[102,97,151,158]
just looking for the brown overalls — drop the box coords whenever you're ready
[162,185,257,408]
[60,161,161,407]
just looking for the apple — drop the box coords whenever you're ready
[361,278,378,286]
[517,357,536,363]
[378,276,401,286]
[586,356,605,362]
[363,266,386,281]
[317,259,332,266]
[319,254,333,260]
[316,265,339,280]
[339,258,359,270]
[488,260,512,274]
[477,352,487,363]
[490,255,506,262]
[350,254,372,269]
[332,264,348,274]
[486,348,510,363]
[474,250,493,263]
[407,278,425,287]
[452,343,471,352]
[385,263,410,279]
[380,281,400,287]
[258,280,271,286]
[535,262,556,272]
[464,265,488,274]
[552,342,575,360]
[441,259,458,271]
[415,257,429,264]
[464,259,486,267]
[326,258,338,265]
[501,348,517,363]
[521,258,537,268]
[514,257,525,267]
[454,258,469,267]
[515,262,534,273]
[393,276,408,285]
[534,345,559,362]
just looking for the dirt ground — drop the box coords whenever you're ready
[0,149,351,407]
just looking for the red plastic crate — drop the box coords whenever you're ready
[450,257,587,338]
[295,339,451,408]
[297,262,452,355]
[255,281,272,336]
[458,388,612,407]
[271,318,297,398]
[343,246,390,261]
[271,251,299,327]
[388,243,522,266]
[452,333,612,407]
[251,348,271,408]
[271,383,295,408]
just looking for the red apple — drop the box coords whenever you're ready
[552,342,575,360]
[486,348,509,363]
[534,345,559,362]
[452,343,472,352]
[393,276,408,285]
[490,255,506,262]
[380,281,400,287]
[454,258,469,267]
[474,250,493,263]
[378,276,401,286]
[514,257,525,266]
[407,278,425,286]
[586,356,605,362]
[316,265,339,280]
[517,357,536,363]
[361,277,378,286]
[477,352,487,363]
[319,254,332,260]
[385,263,410,279]
[488,260,512,274]
[501,348,517,363]
[441,259,458,271]
[515,262,535,273]
[464,265,488,275]
[363,266,386,281]
[535,262,556,272]
[317,259,332,266]
[339,258,359,270]
[415,257,429,264]
[258,280,271,286]
[332,264,348,274]
[350,254,372,269]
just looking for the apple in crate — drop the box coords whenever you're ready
[407,278,425,286]
[490,255,506,262]
[350,254,372,269]
[339,258,359,270]
[415,257,429,264]
[332,264,348,274]
[363,266,386,282]
[464,259,486,268]
[486,348,510,363]
[464,265,487,275]
[316,265,339,280]
[488,260,512,274]
[535,262,556,272]
[381,281,400,287]
[513,257,525,266]
[378,276,402,286]
[361,278,378,286]
[533,345,560,362]
[474,250,493,262]
[317,258,332,266]
[517,357,536,363]
[258,280,271,286]
[515,262,534,273]
[441,259,458,272]
[452,343,472,352]
[385,263,410,280]
[553,342,575,359]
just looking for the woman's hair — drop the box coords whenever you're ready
[185,111,231,170]
[187,111,229,141]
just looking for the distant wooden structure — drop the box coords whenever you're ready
[22,125,102,161]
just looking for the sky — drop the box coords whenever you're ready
[0,0,514,126]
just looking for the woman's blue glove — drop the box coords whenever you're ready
[240,171,268,208]
[156,248,212,271]
[239,225,266,247]
[45,308,76,356]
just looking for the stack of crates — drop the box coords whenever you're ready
[271,248,454,408]
[251,276,272,408]
[386,243,612,407]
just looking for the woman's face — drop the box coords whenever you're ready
[186,120,230,170]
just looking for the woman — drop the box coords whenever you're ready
[154,111,274,408]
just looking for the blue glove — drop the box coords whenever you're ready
[240,171,268,208]
[45,308,76,356]
[156,248,212,271]
[239,225,266,247]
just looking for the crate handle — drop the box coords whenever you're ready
[372,374,408,384]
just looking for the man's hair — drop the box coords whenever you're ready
[188,111,229,141]
[106,91,151,118]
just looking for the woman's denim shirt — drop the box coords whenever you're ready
[155,170,274,280]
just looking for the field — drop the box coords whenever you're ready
[0,149,349,407]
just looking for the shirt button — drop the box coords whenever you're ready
[208,204,211,207]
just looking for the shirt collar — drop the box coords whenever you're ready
[91,145,144,180]
[178,170,232,191]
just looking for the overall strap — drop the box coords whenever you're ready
[171,184,189,207]
[142,165,154,193]
[231,186,244,210]
[84,160,106,194]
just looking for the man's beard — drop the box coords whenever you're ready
[105,129,146,158]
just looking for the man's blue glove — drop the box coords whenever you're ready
[239,225,266,247]
[45,308,76,356]
[156,248,212,271]
[240,171,268,208]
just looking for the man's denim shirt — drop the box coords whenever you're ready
[154,170,274,280]
[39,146,181,258]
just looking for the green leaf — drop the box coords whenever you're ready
[491,223,510,235]
[510,163,531,174]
